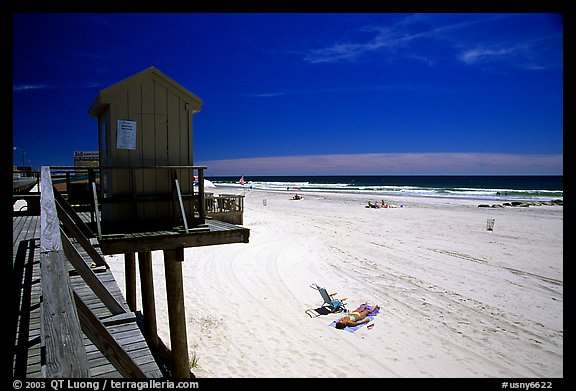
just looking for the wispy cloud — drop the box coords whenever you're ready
[303,15,485,64]
[303,14,561,71]
[13,81,102,92]
[304,33,390,64]
[457,34,562,70]
[199,152,562,176]
[245,83,450,99]
[12,84,51,92]
[245,92,288,98]
[303,25,418,64]
[459,46,518,65]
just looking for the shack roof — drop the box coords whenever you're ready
[88,66,203,118]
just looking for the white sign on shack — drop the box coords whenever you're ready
[117,120,137,150]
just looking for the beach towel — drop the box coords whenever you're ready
[328,305,380,333]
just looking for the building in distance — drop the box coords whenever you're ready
[74,151,99,169]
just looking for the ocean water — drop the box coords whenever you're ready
[207,175,563,201]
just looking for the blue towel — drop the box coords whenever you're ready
[328,305,380,333]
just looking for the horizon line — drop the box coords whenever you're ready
[197,152,563,176]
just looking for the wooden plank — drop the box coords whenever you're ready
[73,290,147,378]
[140,77,155,164]
[101,312,137,326]
[13,216,26,245]
[167,90,182,165]
[88,346,161,378]
[53,185,94,239]
[174,179,189,233]
[88,344,154,372]
[55,193,108,268]
[153,82,170,222]
[39,167,91,378]
[40,251,91,378]
[180,98,192,165]
[14,214,40,244]
[99,227,249,254]
[61,229,126,315]
[12,238,37,377]
[197,168,206,223]
[127,82,143,165]
[136,78,156,221]
[98,219,249,254]
[69,268,129,320]
[154,81,168,165]
[92,182,102,240]
[13,212,161,379]
[108,93,132,224]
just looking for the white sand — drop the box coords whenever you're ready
[106,189,563,378]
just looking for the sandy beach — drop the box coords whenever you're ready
[106,188,563,378]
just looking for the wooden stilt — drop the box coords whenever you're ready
[124,253,137,312]
[163,248,190,378]
[138,251,158,349]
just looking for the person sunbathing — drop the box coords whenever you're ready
[335,303,379,329]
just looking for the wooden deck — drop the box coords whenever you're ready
[12,166,250,378]
[97,218,250,255]
[12,215,163,378]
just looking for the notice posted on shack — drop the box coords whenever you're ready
[117,120,137,150]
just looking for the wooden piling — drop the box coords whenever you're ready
[163,248,190,378]
[138,251,158,349]
[124,253,137,312]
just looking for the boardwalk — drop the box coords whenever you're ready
[12,208,163,378]
[12,167,249,378]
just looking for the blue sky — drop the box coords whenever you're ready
[12,13,563,175]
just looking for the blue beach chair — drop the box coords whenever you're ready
[310,283,348,313]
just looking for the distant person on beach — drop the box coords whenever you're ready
[335,303,379,329]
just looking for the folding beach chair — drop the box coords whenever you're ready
[307,283,348,315]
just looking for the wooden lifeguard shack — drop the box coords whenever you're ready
[89,66,204,232]
[88,67,250,377]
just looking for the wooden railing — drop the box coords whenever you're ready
[38,167,149,378]
[40,165,207,234]
[97,165,207,232]
[204,193,245,225]
[39,167,90,377]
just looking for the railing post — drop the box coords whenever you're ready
[65,171,70,194]
[197,167,205,223]
[39,167,90,377]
